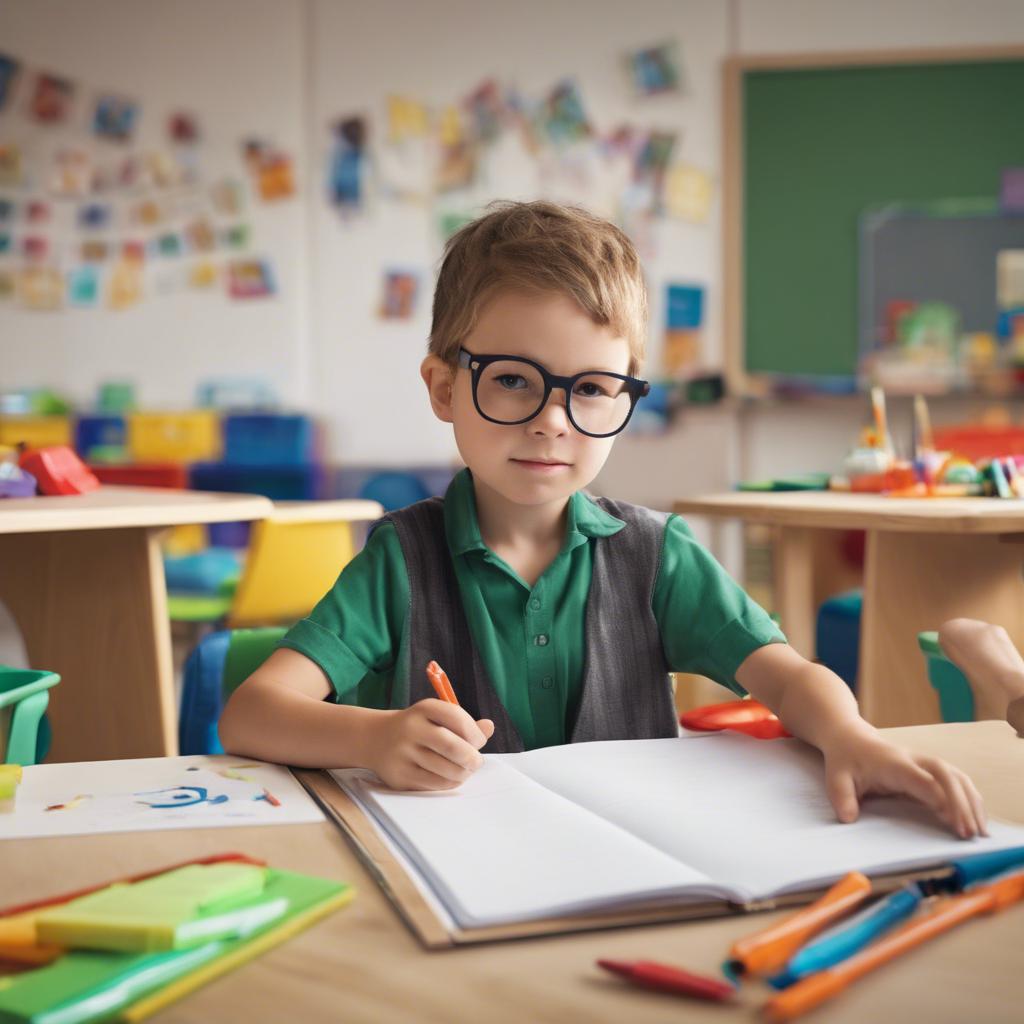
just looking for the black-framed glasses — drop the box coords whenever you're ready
[457,347,650,438]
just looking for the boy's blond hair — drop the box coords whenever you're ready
[430,200,647,375]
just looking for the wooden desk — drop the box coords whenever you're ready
[0,487,272,762]
[5,723,1022,1023]
[674,492,1024,728]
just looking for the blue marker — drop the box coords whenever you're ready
[767,883,923,989]
[950,846,1024,890]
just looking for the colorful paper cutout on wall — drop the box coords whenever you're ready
[81,240,110,263]
[329,116,367,210]
[25,200,50,224]
[186,217,217,253]
[543,80,592,145]
[67,264,100,307]
[626,42,683,96]
[663,283,705,376]
[168,111,200,145]
[222,223,250,249]
[189,259,219,289]
[0,53,19,111]
[243,139,295,201]
[108,258,143,309]
[387,95,429,143]
[93,95,138,142]
[0,269,14,300]
[228,259,275,299]
[51,147,92,197]
[18,267,63,310]
[665,163,713,223]
[0,144,23,187]
[29,73,73,123]
[464,79,505,144]
[22,236,48,262]
[78,202,112,230]
[379,269,419,319]
[211,178,244,216]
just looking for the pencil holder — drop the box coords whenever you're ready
[0,666,60,765]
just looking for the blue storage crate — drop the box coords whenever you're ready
[223,413,315,466]
[74,414,126,458]
[816,589,862,691]
[189,461,323,500]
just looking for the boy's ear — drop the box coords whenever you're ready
[420,354,455,423]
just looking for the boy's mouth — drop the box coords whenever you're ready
[510,458,571,471]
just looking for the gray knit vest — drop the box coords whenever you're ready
[379,492,678,753]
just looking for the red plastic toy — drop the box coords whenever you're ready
[19,446,100,496]
[680,699,790,740]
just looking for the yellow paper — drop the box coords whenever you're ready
[438,105,464,147]
[108,260,143,310]
[18,267,63,311]
[388,95,429,143]
[189,260,219,289]
[665,164,713,223]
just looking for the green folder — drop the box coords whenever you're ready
[0,869,353,1024]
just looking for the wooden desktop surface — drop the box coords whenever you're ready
[673,491,1024,533]
[0,485,273,534]
[5,722,1023,1023]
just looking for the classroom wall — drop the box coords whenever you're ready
[4,0,1024,498]
[0,0,310,408]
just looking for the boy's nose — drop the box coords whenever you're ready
[530,389,570,436]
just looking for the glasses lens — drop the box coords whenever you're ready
[569,374,634,436]
[476,359,546,423]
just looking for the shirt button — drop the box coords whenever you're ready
[530,598,541,610]
[541,676,553,689]
[534,633,549,646]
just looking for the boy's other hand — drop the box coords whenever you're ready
[822,727,987,839]
[370,699,495,791]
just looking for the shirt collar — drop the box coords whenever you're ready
[444,469,625,557]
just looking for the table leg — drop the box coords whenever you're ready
[774,526,816,658]
[858,531,1024,727]
[0,527,177,761]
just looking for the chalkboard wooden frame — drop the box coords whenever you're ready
[723,45,1024,397]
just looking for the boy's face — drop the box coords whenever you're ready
[423,289,634,509]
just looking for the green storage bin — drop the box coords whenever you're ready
[0,666,60,765]
[917,632,975,723]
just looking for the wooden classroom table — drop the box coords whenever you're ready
[4,722,1022,1023]
[0,486,273,763]
[674,491,1024,728]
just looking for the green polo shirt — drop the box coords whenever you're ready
[279,470,785,750]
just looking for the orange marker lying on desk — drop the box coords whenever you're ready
[426,661,459,706]
[726,871,872,979]
[763,869,1024,1022]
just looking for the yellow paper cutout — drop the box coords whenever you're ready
[18,267,63,311]
[665,164,713,223]
[108,259,143,310]
[438,106,464,147]
[388,96,429,143]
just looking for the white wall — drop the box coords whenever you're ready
[0,0,309,408]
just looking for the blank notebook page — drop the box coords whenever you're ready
[501,734,1024,899]
[333,759,716,927]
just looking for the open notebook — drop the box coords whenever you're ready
[320,733,1024,937]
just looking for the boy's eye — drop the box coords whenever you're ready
[574,381,609,398]
[496,373,529,390]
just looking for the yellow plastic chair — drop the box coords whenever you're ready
[168,500,383,628]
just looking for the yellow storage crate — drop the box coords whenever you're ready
[128,411,221,463]
[0,416,72,449]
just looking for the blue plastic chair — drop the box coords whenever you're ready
[179,627,286,754]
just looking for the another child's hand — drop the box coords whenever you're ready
[370,700,495,791]
[822,727,987,839]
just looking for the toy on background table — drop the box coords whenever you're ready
[18,446,99,496]
[0,455,36,498]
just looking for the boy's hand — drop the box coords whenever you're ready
[369,699,495,791]
[822,726,987,839]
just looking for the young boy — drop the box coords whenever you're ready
[220,200,985,839]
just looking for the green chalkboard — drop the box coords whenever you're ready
[743,57,1024,378]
